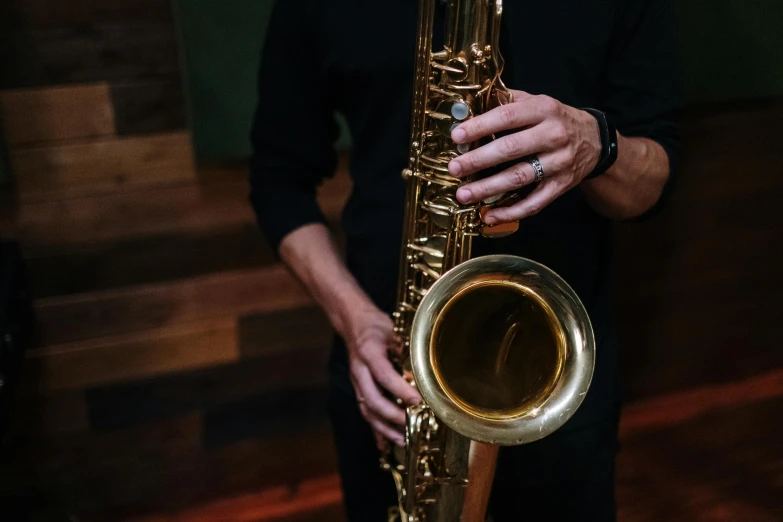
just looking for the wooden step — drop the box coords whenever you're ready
[11,131,196,202]
[33,264,311,347]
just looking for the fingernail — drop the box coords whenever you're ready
[449,160,462,176]
[452,128,466,143]
[456,187,472,203]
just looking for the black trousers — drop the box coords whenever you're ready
[328,380,620,522]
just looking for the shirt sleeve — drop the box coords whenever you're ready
[599,0,683,214]
[249,0,339,251]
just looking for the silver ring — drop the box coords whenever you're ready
[528,156,545,183]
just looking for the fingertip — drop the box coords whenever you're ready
[484,213,498,225]
[451,127,467,143]
[448,160,462,177]
[456,187,471,203]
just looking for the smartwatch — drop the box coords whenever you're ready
[581,108,618,180]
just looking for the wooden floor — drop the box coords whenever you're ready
[117,371,782,522]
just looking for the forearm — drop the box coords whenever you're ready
[279,223,376,339]
[580,134,671,220]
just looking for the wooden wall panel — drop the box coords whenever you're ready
[614,99,783,400]
[10,390,90,437]
[16,177,254,248]
[86,346,330,431]
[11,132,196,201]
[23,318,240,392]
[0,413,204,519]
[0,83,115,145]
[0,0,173,30]
[239,307,333,359]
[33,265,310,347]
[24,224,273,299]
[0,23,180,89]
[112,79,187,136]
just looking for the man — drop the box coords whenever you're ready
[250,1,680,520]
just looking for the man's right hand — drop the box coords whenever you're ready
[345,307,422,449]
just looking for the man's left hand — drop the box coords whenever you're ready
[449,90,602,225]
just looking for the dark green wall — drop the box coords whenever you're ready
[176,0,783,161]
[676,1,783,104]
[175,0,275,161]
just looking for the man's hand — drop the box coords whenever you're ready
[448,90,602,225]
[345,307,422,449]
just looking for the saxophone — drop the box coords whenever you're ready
[381,1,596,521]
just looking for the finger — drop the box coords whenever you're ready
[359,403,405,446]
[456,152,557,204]
[372,429,388,452]
[509,90,534,101]
[353,364,408,426]
[449,126,553,178]
[483,177,567,224]
[369,356,422,407]
[451,94,556,144]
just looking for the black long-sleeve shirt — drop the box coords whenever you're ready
[250,0,680,426]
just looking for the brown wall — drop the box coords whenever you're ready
[615,100,783,400]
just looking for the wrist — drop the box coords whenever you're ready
[331,287,382,341]
[581,108,618,180]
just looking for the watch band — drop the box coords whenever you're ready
[581,108,618,180]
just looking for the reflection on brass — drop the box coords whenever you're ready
[381,1,596,521]
[432,282,564,419]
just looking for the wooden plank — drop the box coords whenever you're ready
[0,424,337,522]
[11,132,196,202]
[86,345,330,431]
[203,386,329,449]
[0,23,180,89]
[16,177,255,248]
[126,475,344,522]
[23,223,274,299]
[0,413,204,519]
[239,307,333,359]
[112,79,187,135]
[0,83,115,145]
[617,396,783,522]
[15,157,348,249]
[33,265,311,347]
[0,0,173,30]
[621,369,783,437]
[9,390,90,437]
[23,318,240,392]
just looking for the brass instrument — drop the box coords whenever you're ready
[382,1,596,521]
